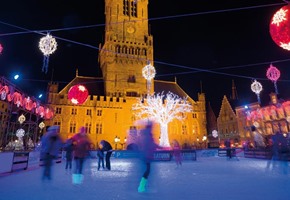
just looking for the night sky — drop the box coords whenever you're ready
[0,0,289,115]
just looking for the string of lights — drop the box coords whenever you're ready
[0,2,289,83]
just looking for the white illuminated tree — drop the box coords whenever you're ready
[132,91,192,147]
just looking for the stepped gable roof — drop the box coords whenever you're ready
[59,75,104,96]
[217,95,237,120]
[154,80,192,100]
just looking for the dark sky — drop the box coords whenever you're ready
[0,0,289,115]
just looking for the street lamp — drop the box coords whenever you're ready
[202,135,207,149]
[120,137,127,150]
[114,136,120,150]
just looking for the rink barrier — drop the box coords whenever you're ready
[39,151,62,166]
[111,150,197,161]
[244,149,272,159]
[218,148,237,157]
[11,152,29,172]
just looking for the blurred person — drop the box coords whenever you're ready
[172,139,182,168]
[224,139,231,159]
[97,146,105,170]
[64,138,74,171]
[137,120,161,193]
[251,126,265,149]
[71,126,92,184]
[40,125,63,180]
[100,140,113,170]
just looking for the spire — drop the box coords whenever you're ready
[76,68,79,77]
[231,79,238,100]
[175,76,177,83]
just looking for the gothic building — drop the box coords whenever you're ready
[45,0,207,149]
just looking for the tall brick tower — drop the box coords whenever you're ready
[99,0,154,98]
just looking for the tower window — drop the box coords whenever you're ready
[128,75,136,83]
[123,0,137,17]
[126,91,137,97]
[123,0,129,16]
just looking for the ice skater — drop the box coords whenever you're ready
[137,120,160,193]
[97,146,105,170]
[64,138,74,171]
[40,126,63,180]
[100,140,113,170]
[71,126,92,184]
[172,139,182,168]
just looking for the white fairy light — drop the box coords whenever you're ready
[132,91,192,147]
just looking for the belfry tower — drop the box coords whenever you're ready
[99,0,154,98]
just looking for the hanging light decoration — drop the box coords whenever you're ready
[18,114,26,124]
[251,80,263,104]
[269,4,290,51]
[39,33,57,73]
[39,122,45,129]
[266,64,280,94]
[16,128,25,139]
[0,43,3,54]
[68,84,89,105]
[142,62,156,95]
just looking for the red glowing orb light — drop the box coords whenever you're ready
[269,4,290,51]
[68,84,89,105]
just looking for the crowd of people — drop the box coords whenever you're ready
[39,120,186,192]
[40,125,114,184]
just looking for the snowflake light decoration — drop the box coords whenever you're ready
[266,64,280,94]
[142,63,156,95]
[212,130,218,138]
[251,80,263,104]
[142,63,156,81]
[270,5,290,51]
[16,128,25,138]
[39,33,57,73]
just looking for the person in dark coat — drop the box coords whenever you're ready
[100,140,113,170]
[64,138,74,171]
[97,147,105,170]
[40,125,63,180]
[224,139,232,159]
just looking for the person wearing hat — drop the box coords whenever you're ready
[71,126,92,184]
[40,125,63,180]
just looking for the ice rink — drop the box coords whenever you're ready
[1,153,290,200]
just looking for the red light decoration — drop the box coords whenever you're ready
[68,84,89,105]
[0,44,3,54]
[269,4,290,51]
[266,64,280,94]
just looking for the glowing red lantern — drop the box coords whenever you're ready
[68,84,89,105]
[0,44,3,54]
[266,64,280,94]
[269,4,290,51]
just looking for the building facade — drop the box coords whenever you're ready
[45,0,207,149]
